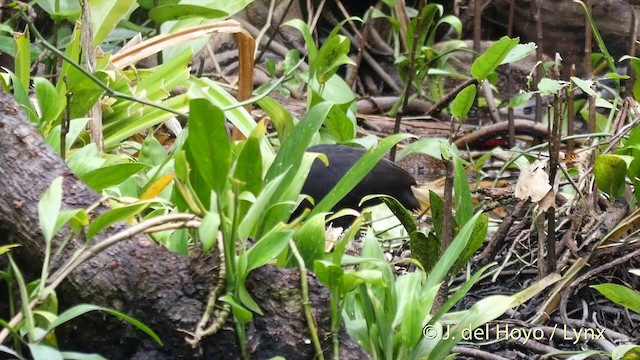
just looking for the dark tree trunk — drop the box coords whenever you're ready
[481,0,638,72]
[0,89,368,359]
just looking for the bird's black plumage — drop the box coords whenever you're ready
[293,144,419,224]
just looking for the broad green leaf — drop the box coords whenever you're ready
[409,230,438,272]
[89,0,138,45]
[245,226,294,273]
[594,154,627,197]
[450,84,476,119]
[149,5,226,23]
[505,91,534,109]
[28,344,63,360]
[591,283,640,313]
[612,345,640,360]
[379,195,417,233]
[238,282,262,315]
[186,99,230,194]
[571,76,596,97]
[81,163,150,191]
[87,202,150,240]
[471,36,519,81]
[189,77,274,157]
[288,213,326,270]
[238,172,287,239]
[59,352,107,360]
[538,78,566,96]
[35,0,80,20]
[39,177,63,244]
[220,294,253,324]
[452,213,488,274]
[199,211,220,253]
[34,77,64,126]
[500,43,537,65]
[139,135,167,166]
[429,190,446,239]
[397,138,444,161]
[314,260,345,290]
[315,35,355,84]
[323,103,356,142]
[406,4,441,52]
[14,30,30,92]
[47,304,162,345]
[233,129,264,196]
[168,228,189,255]
[258,97,295,143]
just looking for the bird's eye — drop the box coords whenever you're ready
[523,107,533,115]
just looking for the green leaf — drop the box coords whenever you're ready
[453,151,472,225]
[314,260,345,291]
[450,84,476,119]
[505,91,534,109]
[591,283,640,313]
[149,4,226,23]
[537,78,566,96]
[89,0,138,45]
[500,42,537,65]
[28,344,63,360]
[323,103,356,142]
[199,211,220,253]
[245,227,294,273]
[594,154,627,197]
[87,202,150,240]
[139,135,167,166]
[259,102,334,233]
[381,195,417,233]
[14,30,31,98]
[429,190,446,239]
[186,99,231,194]
[81,163,150,191]
[283,19,318,63]
[425,212,482,289]
[220,294,253,324]
[35,0,80,20]
[471,36,519,81]
[0,244,20,256]
[238,172,287,239]
[233,131,264,196]
[571,76,597,97]
[409,230,439,272]
[288,213,326,270]
[258,97,295,143]
[47,304,162,345]
[452,213,488,274]
[39,177,63,244]
[34,77,64,126]
[59,352,107,360]
[45,118,90,155]
[315,35,355,84]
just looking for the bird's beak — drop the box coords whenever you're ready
[411,177,446,213]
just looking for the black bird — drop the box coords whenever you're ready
[293,144,422,225]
